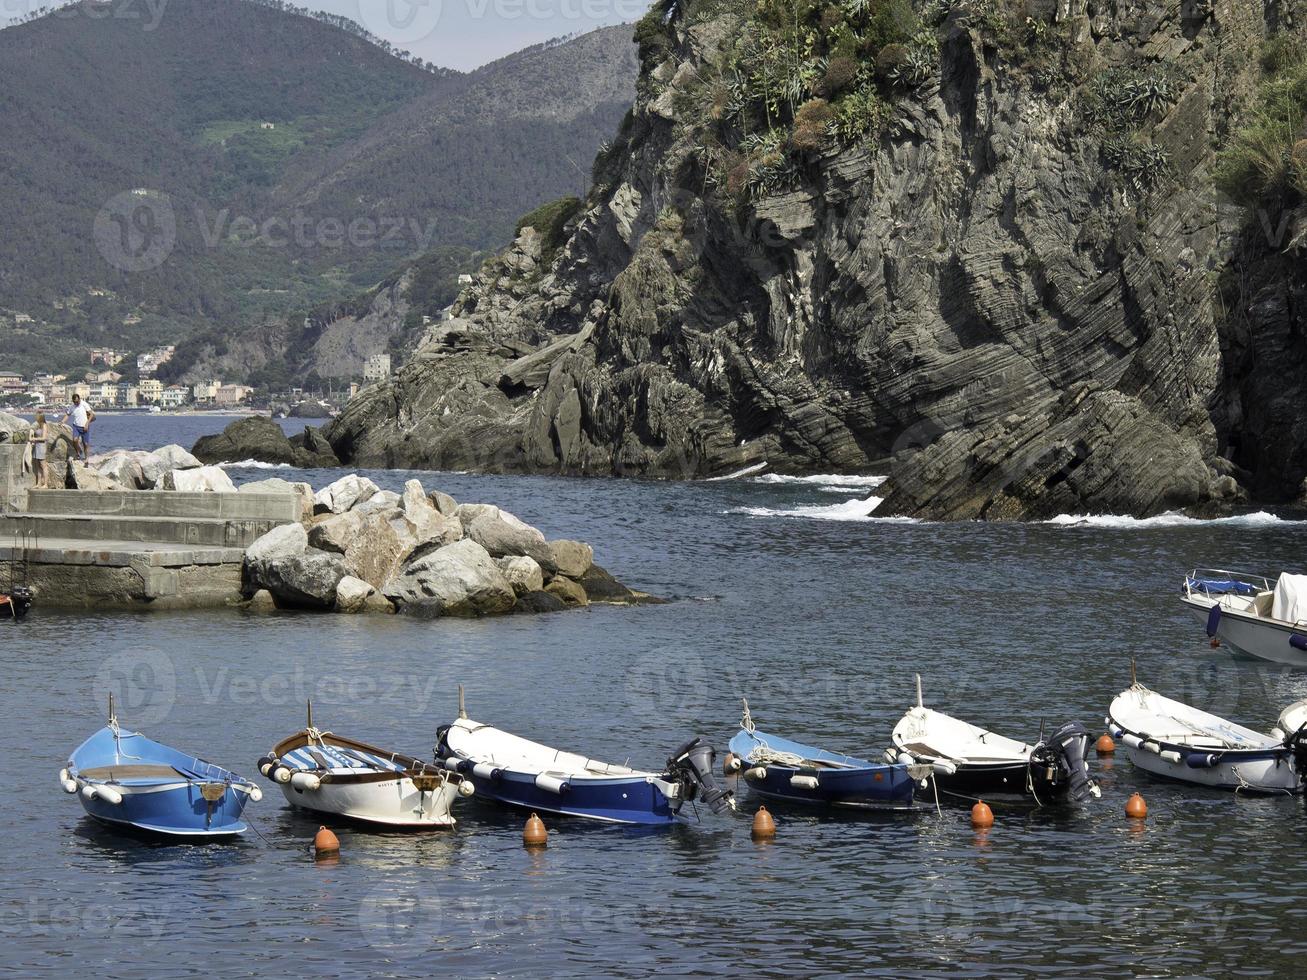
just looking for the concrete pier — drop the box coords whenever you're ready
[0,487,298,609]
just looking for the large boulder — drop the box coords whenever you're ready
[334,575,375,614]
[578,564,637,603]
[192,416,337,467]
[246,550,348,609]
[458,504,556,571]
[93,451,148,489]
[161,465,237,493]
[308,506,410,589]
[545,575,589,607]
[428,490,458,516]
[64,461,127,491]
[239,477,314,521]
[246,522,308,562]
[512,590,567,614]
[495,555,544,595]
[401,480,461,549]
[314,474,380,514]
[549,540,594,579]
[154,444,202,471]
[382,538,516,616]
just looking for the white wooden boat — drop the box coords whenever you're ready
[259,704,472,828]
[887,676,1098,804]
[1107,680,1307,793]
[1182,568,1307,667]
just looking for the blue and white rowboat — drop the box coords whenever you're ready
[729,702,917,809]
[61,698,259,837]
[436,693,734,825]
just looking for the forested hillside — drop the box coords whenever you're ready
[0,0,638,376]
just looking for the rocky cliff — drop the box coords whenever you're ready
[327,0,1307,519]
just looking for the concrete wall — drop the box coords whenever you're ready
[0,441,30,513]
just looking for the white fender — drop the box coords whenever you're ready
[472,763,499,781]
[1142,741,1162,755]
[1159,750,1182,764]
[237,784,263,802]
[897,752,917,767]
[789,774,819,790]
[259,761,274,777]
[932,760,958,776]
[60,769,77,794]
[274,766,292,784]
[81,785,98,801]
[534,773,569,794]
[1121,733,1143,750]
[96,785,123,805]
[743,766,768,781]
[457,780,475,798]
[290,772,321,792]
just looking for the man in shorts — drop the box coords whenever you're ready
[62,393,95,462]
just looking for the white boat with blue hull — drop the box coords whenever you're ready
[1108,679,1307,793]
[436,693,734,825]
[62,697,260,838]
[1183,568,1307,668]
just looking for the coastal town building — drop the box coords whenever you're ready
[138,378,163,403]
[214,384,253,407]
[136,345,177,377]
[161,385,189,408]
[364,354,391,382]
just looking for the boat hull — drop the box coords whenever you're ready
[1183,596,1307,668]
[464,769,681,825]
[729,730,915,809]
[75,778,250,836]
[278,775,460,828]
[920,761,1070,804]
[1121,745,1299,793]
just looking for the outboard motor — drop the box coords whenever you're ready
[1282,723,1307,778]
[1031,722,1100,802]
[664,737,735,814]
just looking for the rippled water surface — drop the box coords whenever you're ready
[8,416,1307,977]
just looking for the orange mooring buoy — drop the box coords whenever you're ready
[971,801,994,829]
[1125,792,1148,819]
[314,826,340,855]
[751,806,776,840]
[523,812,548,847]
[1096,733,1116,755]
[1210,637,1221,648]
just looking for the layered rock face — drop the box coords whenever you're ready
[327,0,1304,518]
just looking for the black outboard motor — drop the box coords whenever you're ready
[1031,722,1099,802]
[664,737,735,814]
[1283,723,1307,776]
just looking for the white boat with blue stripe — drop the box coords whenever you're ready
[258,703,471,828]
[1182,568,1307,667]
[61,696,260,838]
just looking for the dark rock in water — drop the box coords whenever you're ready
[291,426,340,466]
[578,564,635,603]
[323,4,1298,520]
[246,549,348,610]
[512,590,567,614]
[193,415,340,468]
[397,599,446,620]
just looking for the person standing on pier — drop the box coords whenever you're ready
[30,412,49,488]
[62,394,94,462]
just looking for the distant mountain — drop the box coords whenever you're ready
[0,0,637,376]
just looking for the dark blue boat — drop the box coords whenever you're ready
[436,697,733,825]
[61,698,260,838]
[728,704,916,809]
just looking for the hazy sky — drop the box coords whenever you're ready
[0,0,647,71]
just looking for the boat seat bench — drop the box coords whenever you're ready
[79,764,188,780]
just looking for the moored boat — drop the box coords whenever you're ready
[436,692,734,825]
[1183,568,1307,668]
[0,586,32,619]
[62,696,259,837]
[886,676,1098,805]
[1107,679,1307,793]
[728,700,916,809]
[258,703,472,828]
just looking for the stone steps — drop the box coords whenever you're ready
[2,512,280,548]
[24,489,299,522]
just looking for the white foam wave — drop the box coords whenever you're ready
[752,473,888,488]
[729,494,916,523]
[218,459,294,470]
[707,462,769,481]
[1045,510,1296,529]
